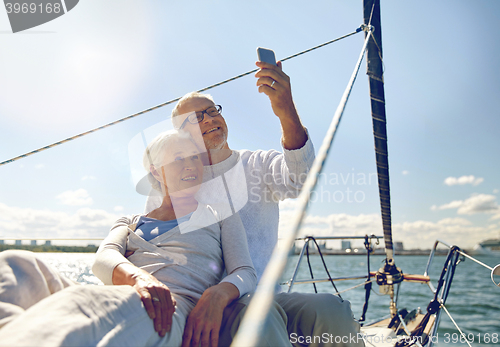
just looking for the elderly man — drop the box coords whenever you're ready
[144,61,363,347]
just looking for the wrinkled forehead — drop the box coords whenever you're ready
[153,137,194,165]
[172,97,215,129]
[163,137,200,156]
[178,96,215,113]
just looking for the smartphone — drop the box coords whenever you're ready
[257,47,277,65]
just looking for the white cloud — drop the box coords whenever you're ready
[82,175,97,181]
[278,205,498,249]
[56,189,93,206]
[279,208,383,244]
[491,213,500,221]
[431,200,463,211]
[494,189,499,194]
[393,219,495,249]
[0,203,119,240]
[35,164,45,169]
[444,175,484,186]
[402,170,409,175]
[114,206,124,212]
[432,194,500,215]
[437,217,472,226]
[278,199,300,211]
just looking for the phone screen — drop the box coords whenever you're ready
[257,47,277,65]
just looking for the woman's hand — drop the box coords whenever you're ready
[182,283,239,347]
[113,263,176,337]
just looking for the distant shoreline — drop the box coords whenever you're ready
[0,245,483,256]
[0,245,98,253]
[292,248,477,256]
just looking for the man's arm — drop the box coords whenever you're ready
[181,282,239,347]
[255,60,308,150]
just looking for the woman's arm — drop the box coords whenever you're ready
[92,219,175,337]
[92,222,132,285]
[182,212,257,347]
[218,212,257,294]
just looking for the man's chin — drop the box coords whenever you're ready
[204,135,227,150]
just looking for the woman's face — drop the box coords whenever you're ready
[154,138,203,197]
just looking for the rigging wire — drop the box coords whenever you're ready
[305,236,343,299]
[440,304,473,347]
[231,26,374,347]
[0,28,363,168]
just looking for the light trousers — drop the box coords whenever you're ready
[0,250,292,347]
[219,291,365,347]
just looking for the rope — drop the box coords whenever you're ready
[231,27,373,347]
[0,28,363,168]
[360,235,374,323]
[335,279,374,296]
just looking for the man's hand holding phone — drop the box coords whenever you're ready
[255,47,308,150]
[255,48,294,118]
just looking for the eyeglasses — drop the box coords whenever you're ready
[179,105,222,129]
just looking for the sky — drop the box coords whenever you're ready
[0,0,499,251]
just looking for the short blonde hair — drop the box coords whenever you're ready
[171,92,215,128]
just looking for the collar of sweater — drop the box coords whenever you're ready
[203,150,240,180]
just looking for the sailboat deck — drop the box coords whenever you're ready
[361,314,435,347]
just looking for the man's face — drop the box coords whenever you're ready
[176,97,229,151]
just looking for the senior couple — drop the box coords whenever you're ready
[0,61,363,346]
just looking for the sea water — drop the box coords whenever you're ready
[36,252,500,347]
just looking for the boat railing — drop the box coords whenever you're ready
[420,239,498,347]
[282,234,383,293]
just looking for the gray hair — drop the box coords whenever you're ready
[171,92,215,129]
[143,130,195,192]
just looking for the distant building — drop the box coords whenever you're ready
[0,240,4,245]
[341,241,351,250]
[45,240,52,246]
[31,240,37,246]
[395,242,404,251]
[15,240,22,245]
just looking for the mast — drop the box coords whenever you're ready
[363,0,394,265]
[363,0,402,318]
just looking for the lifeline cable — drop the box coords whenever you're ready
[305,236,342,299]
[0,28,363,168]
[231,26,373,347]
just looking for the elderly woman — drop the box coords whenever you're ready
[0,130,260,347]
